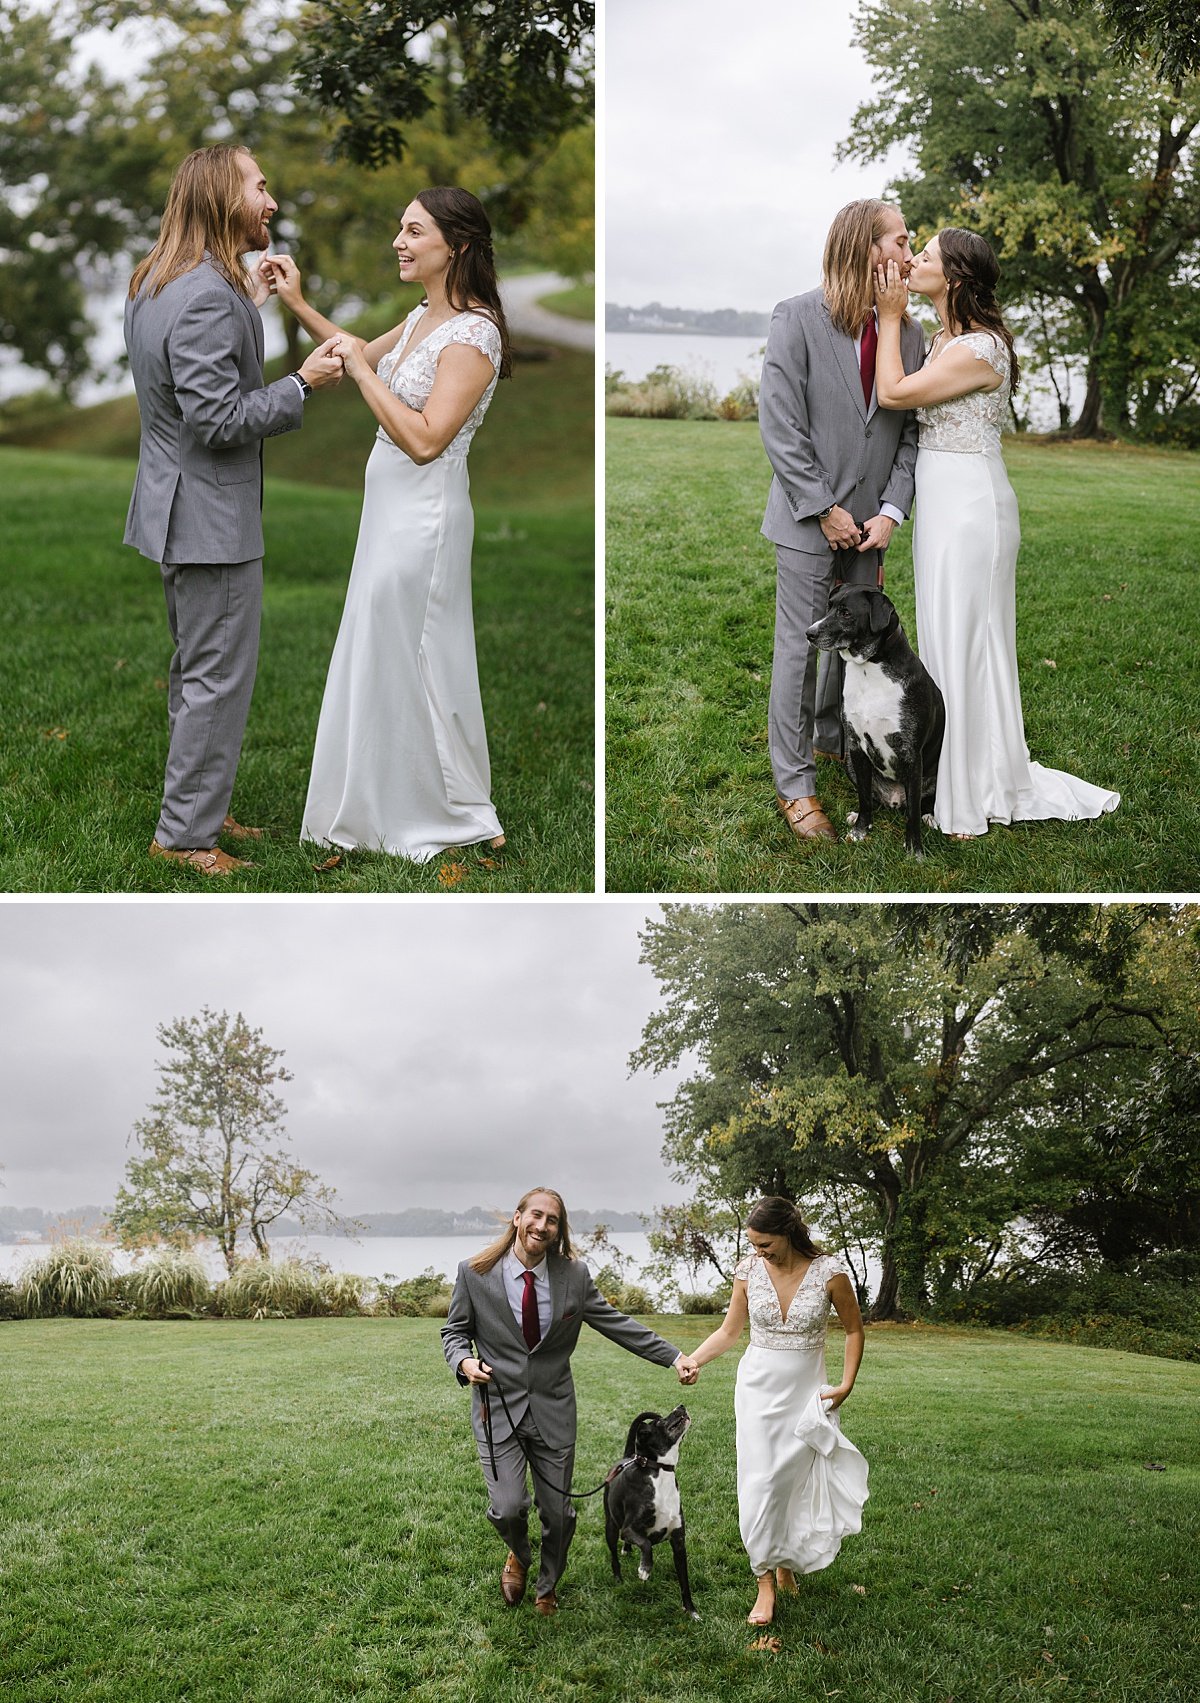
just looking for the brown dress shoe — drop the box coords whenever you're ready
[149,840,251,875]
[221,814,264,841]
[534,1592,558,1615]
[777,794,836,842]
[501,1552,527,1606]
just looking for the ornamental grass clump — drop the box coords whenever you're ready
[19,1240,120,1317]
[316,1269,368,1316]
[124,1248,212,1317]
[219,1258,324,1319]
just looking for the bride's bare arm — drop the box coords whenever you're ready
[824,1272,864,1409]
[688,1276,750,1368]
[873,258,1003,410]
[265,255,407,375]
[334,337,495,464]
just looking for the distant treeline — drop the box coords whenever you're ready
[0,1204,648,1241]
[607,301,770,336]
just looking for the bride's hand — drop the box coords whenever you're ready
[263,254,305,311]
[822,1384,850,1411]
[874,258,909,321]
[332,332,369,381]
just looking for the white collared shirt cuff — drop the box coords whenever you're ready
[880,503,905,525]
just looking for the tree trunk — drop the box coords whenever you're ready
[1069,366,1107,439]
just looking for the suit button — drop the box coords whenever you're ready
[865,428,872,438]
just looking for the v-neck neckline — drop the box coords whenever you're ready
[760,1253,819,1324]
[396,304,481,368]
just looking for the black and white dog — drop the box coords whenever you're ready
[603,1405,698,1619]
[806,584,945,857]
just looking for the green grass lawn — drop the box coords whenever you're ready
[605,421,1200,894]
[537,282,596,321]
[2,1319,1196,1702]
[0,340,593,893]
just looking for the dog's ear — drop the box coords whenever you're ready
[624,1410,660,1455]
[869,590,894,632]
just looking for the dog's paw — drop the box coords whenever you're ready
[638,1564,652,1582]
[685,1607,701,1621]
[847,823,869,842]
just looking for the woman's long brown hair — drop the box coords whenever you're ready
[936,226,1020,389]
[411,186,512,380]
[129,145,255,300]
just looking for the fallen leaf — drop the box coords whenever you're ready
[114,658,127,670]
[153,678,168,690]
[851,1583,868,1596]
[1144,1462,1166,1471]
[1041,1651,1055,1664]
[476,856,498,870]
[748,1635,782,1653]
[536,700,548,714]
[1102,593,1112,601]
[437,861,469,887]
[1041,658,1057,669]
[42,727,69,740]
[313,855,342,872]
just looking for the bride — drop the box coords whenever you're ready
[266,188,510,861]
[874,229,1119,839]
[685,1198,867,1627]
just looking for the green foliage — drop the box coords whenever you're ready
[218,1257,326,1319]
[18,1240,121,1318]
[605,363,721,420]
[316,1269,369,1316]
[1099,0,1200,81]
[375,1267,453,1317]
[0,1278,25,1321]
[123,1247,213,1318]
[293,2,595,169]
[678,1288,730,1314]
[633,903,1193,1321]
[842,0,1200,436]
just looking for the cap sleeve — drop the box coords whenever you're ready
[734,1253,755,1283]
[962,330,1009,380]
[823,1252,851,1283]
[446,312,502,373]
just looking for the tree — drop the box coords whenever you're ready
[841,0,1200,438]
[293,1,595,169]
[1098,0,1200,82]
[111,1008,341,1272]
[632,904,1179,1320]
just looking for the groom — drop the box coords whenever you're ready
[760,198,925,843]
[442,1187,698,1615]
[124,145,344,875]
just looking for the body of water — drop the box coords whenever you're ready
[605,329,765,395]
[0,1231,715,1300]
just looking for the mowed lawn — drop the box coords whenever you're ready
[605,421,1200,894]
[2,1319,1196,1703]
[0,340,593,893]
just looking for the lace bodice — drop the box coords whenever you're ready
[916,331,1011,453]
[375,304,502,459]
[734,1251,848,1352]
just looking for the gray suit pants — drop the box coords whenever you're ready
[156,559,262,849]
[476,1408,576,1598]
[768,542,879,798]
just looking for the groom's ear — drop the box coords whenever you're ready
[869,591,893,632]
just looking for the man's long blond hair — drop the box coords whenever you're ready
[129,145,255,300]
[822,198,909,336]
[468,1187,574,1275]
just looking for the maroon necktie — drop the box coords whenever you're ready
[521,1270,541,1349]
[859,312,878,408]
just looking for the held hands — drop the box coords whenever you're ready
[819,504,864,552]
[857,514,895,554]
[675,1354,700,1387]
[874,257,909,322]
[460,1357,493,1385]
[299,335,345,390]
[331,332,369,382]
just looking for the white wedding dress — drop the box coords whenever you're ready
[912,332,1120,837]
[300,305,505,861]
[734,1251,868,1576]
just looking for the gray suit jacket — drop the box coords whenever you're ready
[123,257,304,565]
[441,1254,680,1453]
[760,287,925,554]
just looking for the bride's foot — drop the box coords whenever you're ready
[775,1566,799,1596]
[747,1575,776,1625]
[489,834,506,851]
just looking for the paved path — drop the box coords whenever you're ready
[499,271,594,350]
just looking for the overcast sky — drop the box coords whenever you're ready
[606,0,914,311]
[0,902,692,1219]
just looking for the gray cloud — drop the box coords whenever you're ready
[0,902,686,1219]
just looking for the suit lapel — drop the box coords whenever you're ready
[822,302,868,421]
[202,255,264,373]
[544,1255,567,1343]
[486,1259,528,1349]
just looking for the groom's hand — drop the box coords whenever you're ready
[820,505,862,551]
[300,336,345,390]
[460,1357,493,1384]
[857,514,895,553]
[675,1354,700,1386]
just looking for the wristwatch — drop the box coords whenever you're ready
[290,372,313,400]
[817,503,835,520]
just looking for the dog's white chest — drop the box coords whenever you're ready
[649,1450,683,1537]
[841,656,905,777]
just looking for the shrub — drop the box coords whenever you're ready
[678,1288,730,1314]
[605,363,720,420]
[18,1240,122,1317]
[716,376,760,420]
[375,1268,453,1318]
[219,1258,324,1319]
[124,1248,213,1318]
[317,1269,368,1316]
[0,1278,25,1320]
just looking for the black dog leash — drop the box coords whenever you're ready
[479,1371,646,1504]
